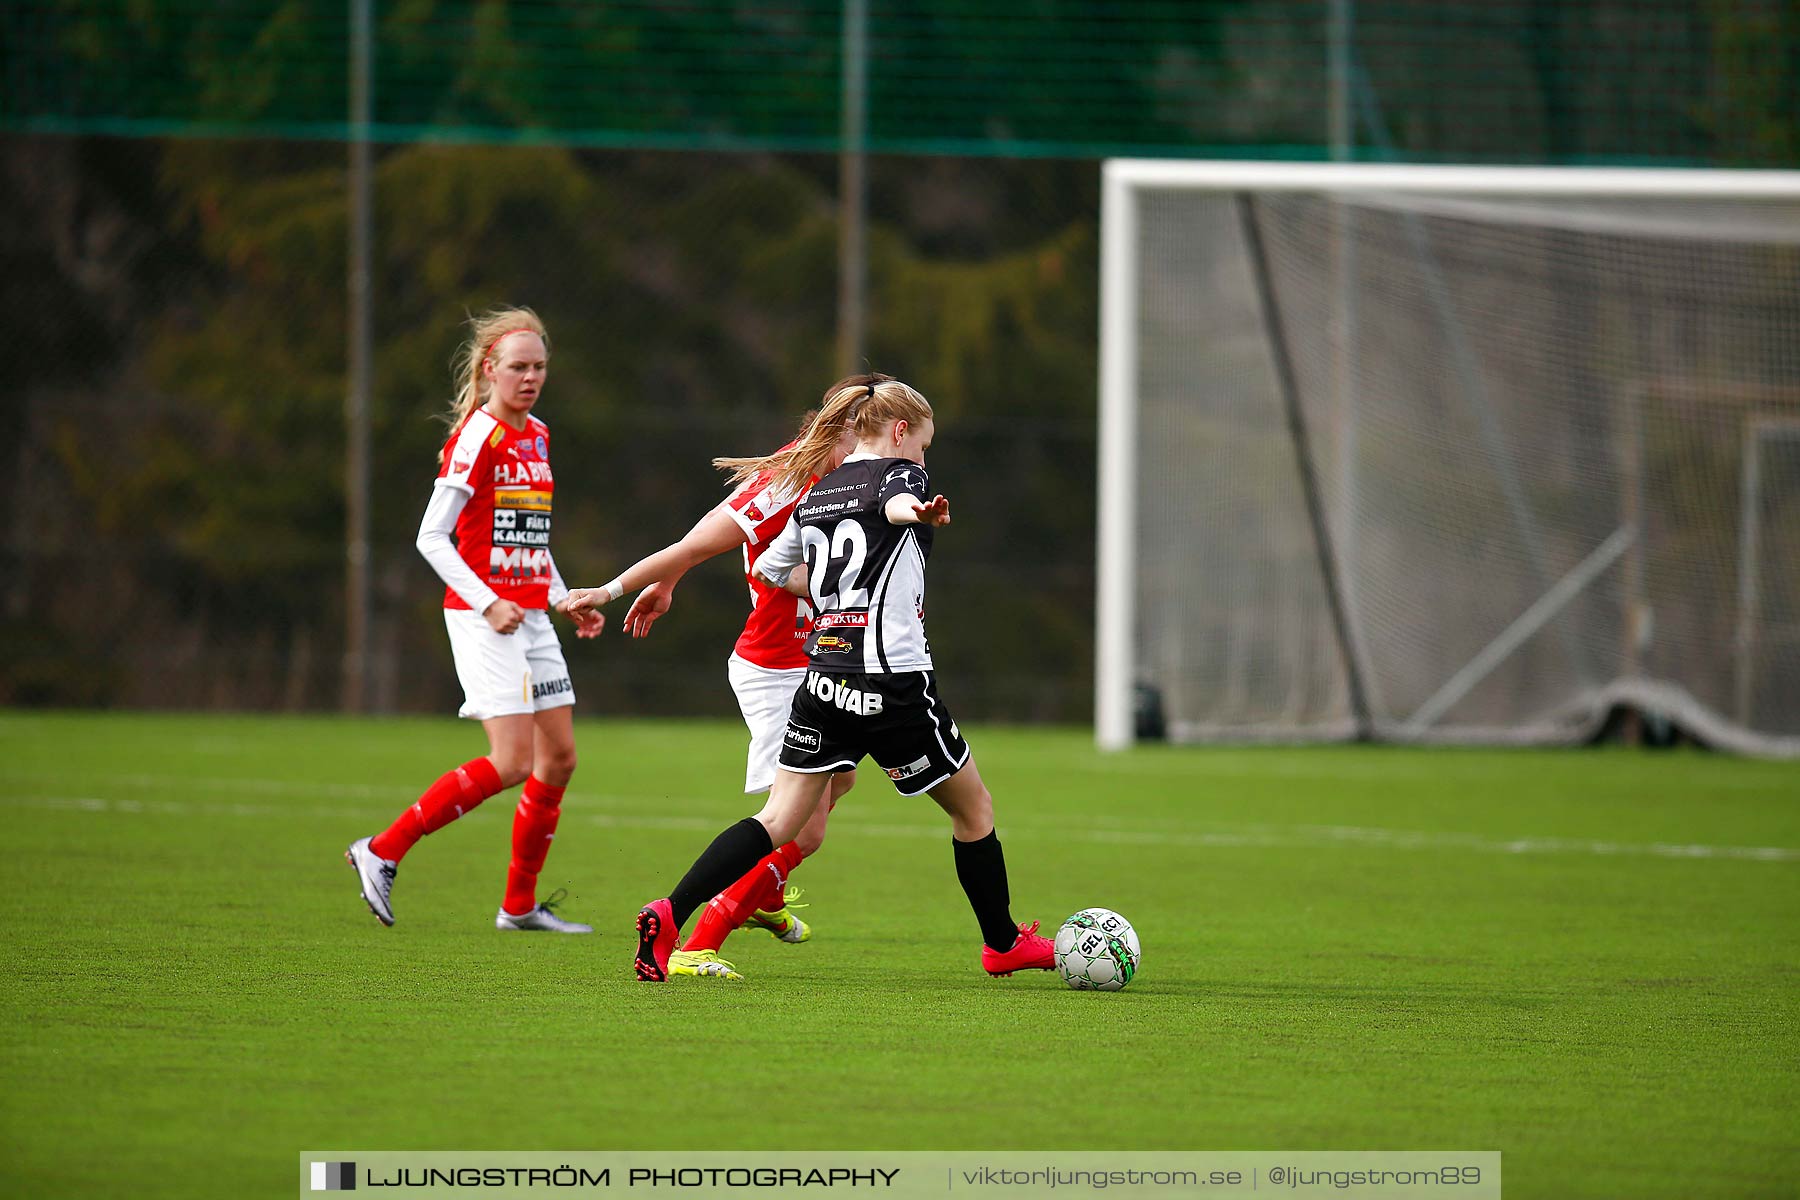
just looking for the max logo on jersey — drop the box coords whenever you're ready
[491,546,551,577]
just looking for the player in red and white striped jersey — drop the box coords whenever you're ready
[345,308,603,933]
[564,379,880,979]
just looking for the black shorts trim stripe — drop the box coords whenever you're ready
[896,769,953,797]
[920,673,961,768]
[781,759,860,776]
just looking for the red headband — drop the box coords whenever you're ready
[484,327,539,361]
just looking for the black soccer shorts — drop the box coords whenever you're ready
[778,669,971,796]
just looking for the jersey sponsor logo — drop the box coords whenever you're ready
[492,507,551,548]
[815,612,868,630]
[806,672,885,716]
[743,502,764,523]
[536,434,547,459]
[531,676,572,700]
[495,461,553,486]
[885,755,930,781]
[799,497,858,517]
[783,723,822,752]
[813,635,855,655]
[451,455,473,474]
[488,425,507,448]
[491,546,552,577]
[495,487,552,510]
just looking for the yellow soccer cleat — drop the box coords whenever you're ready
[746,886,812,944]
[668,949,744,981]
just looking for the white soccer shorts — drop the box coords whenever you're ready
[443,608,575,720]
[727,653,811,793]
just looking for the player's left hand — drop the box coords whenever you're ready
[912,494,951,526]
[556,597,607,639]
[562,587,606,615]
[623,581,675,638]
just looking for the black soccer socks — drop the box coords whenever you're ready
[953,829,1019,951]
[669,817,776,928]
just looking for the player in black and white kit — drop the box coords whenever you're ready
[632,376,1056,982]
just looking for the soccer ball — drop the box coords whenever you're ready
[1054,908,1141,991]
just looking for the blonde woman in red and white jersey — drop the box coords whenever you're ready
[346,308,603,932]
[564,375,881,980]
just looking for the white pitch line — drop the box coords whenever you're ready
[4,792,1795,863]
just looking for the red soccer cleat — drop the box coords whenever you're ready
[635,898,678,982]
[981,920,1056,977]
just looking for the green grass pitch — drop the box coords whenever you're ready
[1,711,1796,1198]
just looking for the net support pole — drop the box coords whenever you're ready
[342,0,374,714]
[1094,166,1140,750]
[1405,525,1635,733]
[1236,195,1373,740]
[835,0,869,377]
[1348,69,1599,689]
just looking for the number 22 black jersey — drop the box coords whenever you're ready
[756,455,934,674]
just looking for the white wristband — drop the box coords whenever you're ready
[602,577,626,604]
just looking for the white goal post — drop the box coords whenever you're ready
[1097,160,1800,755]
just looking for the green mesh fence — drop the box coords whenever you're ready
[5,1,1796,165]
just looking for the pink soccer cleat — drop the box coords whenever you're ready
[634,898,678,982]
[981,920,1056,977]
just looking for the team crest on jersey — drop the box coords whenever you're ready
[885,466,923,492]
[535,435,547,459]
[452,455,473,474]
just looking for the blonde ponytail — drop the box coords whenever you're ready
[438,307,550,463]
[715,372,932,496]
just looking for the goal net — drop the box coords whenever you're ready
[1097,162,1800,756]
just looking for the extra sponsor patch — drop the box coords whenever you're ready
[885,755,931,782]
[489,424,507,448]
[815,612,868,629]
[783,723,822,752]
[813,635,855,655]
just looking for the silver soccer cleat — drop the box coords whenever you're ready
[495,889,592,934]
[345,836,398,926]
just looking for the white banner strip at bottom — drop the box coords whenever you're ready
[300,1151,1501,1199]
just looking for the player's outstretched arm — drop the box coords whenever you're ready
[565,508,749,617]
[884,493,951,526]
